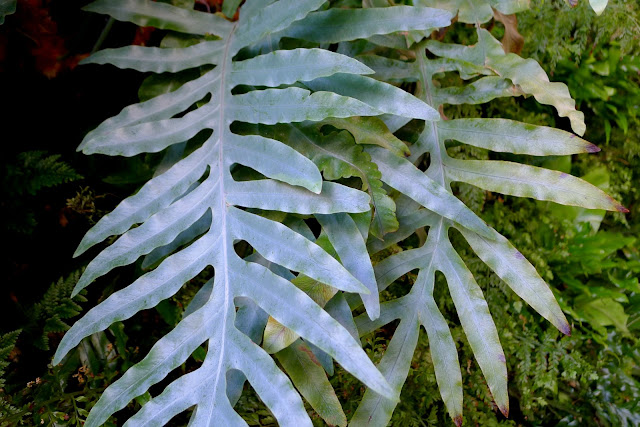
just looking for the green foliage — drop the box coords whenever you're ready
[41,0,636,426]
[0,330,21,420]
[31,271,88,351]
[0,329,132,427]
[5,151,83,197]
[1,270,164,426]
[2,151,83,234]
[521,0,640,70]
[556,44,640,144]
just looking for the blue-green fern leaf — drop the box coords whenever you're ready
[326,11,625,425]
[55,1,454,425]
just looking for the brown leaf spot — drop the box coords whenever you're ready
[299,344,322,367]
[493,10,524,54]
[438,105,449,121]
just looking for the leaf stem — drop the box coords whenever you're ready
[91,17,115,54]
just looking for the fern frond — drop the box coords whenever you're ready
[324,7,624,425]
[426,29,587,135]
[7,151,83,196]
[57,1,455,425]
[0,330,20,386]
[33,271,86,351]
[55,1,623,424]
[0,330,21,420]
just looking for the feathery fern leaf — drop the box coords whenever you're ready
[56,1,456,425]
[33,270,87,351]
[3,151,83,234]
[6,151,83,197]
[0,330,20,419]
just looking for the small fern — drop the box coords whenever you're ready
[5,151,83,196]
[2,150,83,234]
[57,1,626,426]
[0,330,20,420]
[32,270,87,351]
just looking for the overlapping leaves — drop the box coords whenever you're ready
[56,0,626,426]
[54,1,455,425]
[324,10,624,427]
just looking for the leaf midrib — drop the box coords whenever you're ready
[207,20,238,422]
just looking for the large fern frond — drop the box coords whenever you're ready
[55,1,455,425]
[324,6,625,426]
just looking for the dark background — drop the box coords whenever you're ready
[1,0,146,377]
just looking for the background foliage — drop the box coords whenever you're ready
[1,0,638,425]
